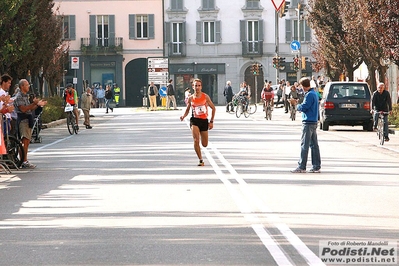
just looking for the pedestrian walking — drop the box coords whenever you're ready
[223,81,234,112]
[291,77,321,173]
[105,85,114,113]
[180,78,216,166]
[166,79,177,110]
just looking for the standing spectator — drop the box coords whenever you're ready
[14,79,47,169]
[0,74,15,134]
[97,85,105,108]
[276,82,283,107]
[81,87,93,129]
[91,85,98,108]
[184,87,191,106]
[180,78,216,166]
[166,79,177,110]
[113,83,121,107]
[372,82,392,142]
[284,80,291,113]
[296,82,305,103]
[148,82,159,111]
[105,85,114,113]
[223,80,234,112]
[291,77,321,173]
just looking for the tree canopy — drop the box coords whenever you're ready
[0,0,67,95]
[306,0,399,89]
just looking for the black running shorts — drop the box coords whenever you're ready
[190,117,209,132]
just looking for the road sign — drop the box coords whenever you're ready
[271,0,285,11]
[290,40,301,51]
[71,57,79,69]
[159,86,167,97]
[148,57,169,85]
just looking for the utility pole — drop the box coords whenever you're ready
[296,3,302,81]
[275,10,279,85]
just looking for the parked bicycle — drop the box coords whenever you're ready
[373,110,389,145]
[2,115,24,168]
[65,103,79,135]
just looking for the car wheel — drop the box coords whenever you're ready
[363,120,373,131]
[322,121,329,131]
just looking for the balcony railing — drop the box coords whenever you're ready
[168,42,186,57]
[242,40,263,57]
[80,37,123,55]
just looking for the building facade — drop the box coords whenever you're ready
[164,0,314,105]
[55,0,314,107]
[55,0,164,106]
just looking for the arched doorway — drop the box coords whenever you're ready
[244,65,264,104]
[125,58,147,107]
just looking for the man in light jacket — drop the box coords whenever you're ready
[81,87,93,129]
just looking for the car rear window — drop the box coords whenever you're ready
[329,84,368,99]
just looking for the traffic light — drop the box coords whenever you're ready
[252,63,260,75]
[272,57,278,69]
[280,0,290,18]
[297,3,304,19]
[293,56,299,71]
[301,56,308,70]
[279,57,286,70]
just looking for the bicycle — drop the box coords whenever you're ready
[64,104,79,135]
[1,115,25,169]
[263,99,273,120]
[289,99,298,121]
[373,110,389,145]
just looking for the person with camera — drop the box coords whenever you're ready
[14,79,47,169]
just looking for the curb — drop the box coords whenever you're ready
[43,118,66,129]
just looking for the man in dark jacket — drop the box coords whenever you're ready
[372,82,392,141]
[223,81,234,112]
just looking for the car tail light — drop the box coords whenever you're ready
[324,101,335,109]
[363,101,370,110]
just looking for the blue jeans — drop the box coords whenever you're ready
[373,112,389,138]
[298,123,321,170]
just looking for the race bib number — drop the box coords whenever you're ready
[194,105,206,116]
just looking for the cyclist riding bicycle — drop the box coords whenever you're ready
[261,82,274,110]
[371,82,392,142]
[64,83,79,130]
[238,82,250,108]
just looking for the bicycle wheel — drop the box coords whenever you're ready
[5,135,25,168]
[236,103,243,118]
[267,107,272,120]
[67,113,74,135]
[378,118,384,145]
[248,103,257,114]
[243,105,250,118]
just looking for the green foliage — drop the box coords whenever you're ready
[41,96,65,124]
[388,104,399,128]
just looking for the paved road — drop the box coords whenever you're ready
[0,106,397,265]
